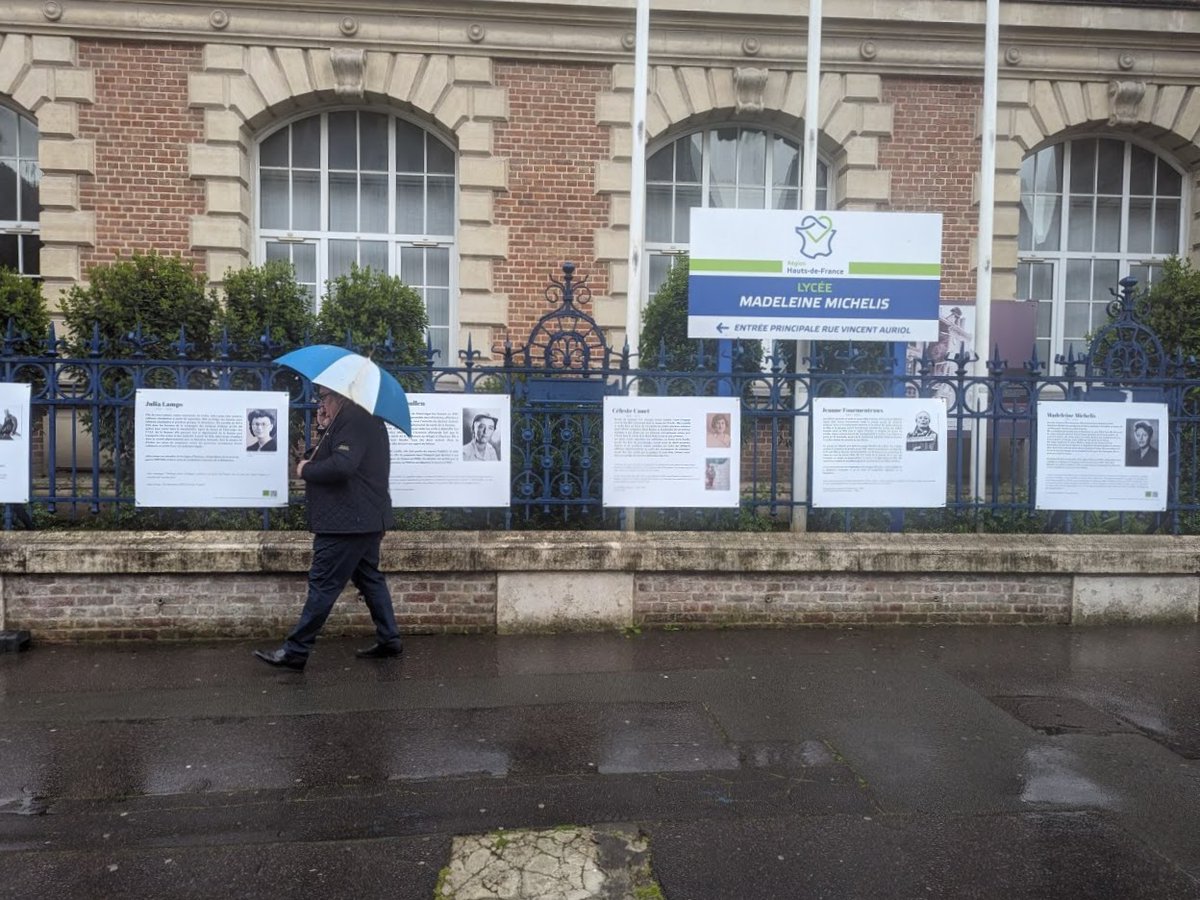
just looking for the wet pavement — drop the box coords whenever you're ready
[1,625,1199,898]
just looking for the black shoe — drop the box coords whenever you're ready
[253,648,307,671]
[355,641,403,659]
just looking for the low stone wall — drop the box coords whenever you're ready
[0,531,1197,641]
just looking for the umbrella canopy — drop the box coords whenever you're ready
[275,344,412,436]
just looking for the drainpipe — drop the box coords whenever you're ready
[972,0,999,505]
[791,0,822,531]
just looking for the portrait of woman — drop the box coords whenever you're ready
[246,408,278,452]
[706,412,731,448]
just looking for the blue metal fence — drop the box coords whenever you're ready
[2,266,1197,533]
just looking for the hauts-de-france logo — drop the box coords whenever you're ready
[795,215,836,259]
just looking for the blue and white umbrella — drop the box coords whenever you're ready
[275,344,412,436]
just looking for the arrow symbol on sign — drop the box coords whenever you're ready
[715,322,728,334]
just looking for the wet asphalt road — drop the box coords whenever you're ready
[1,625,1199,899]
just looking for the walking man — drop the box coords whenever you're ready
[255,386,403,671]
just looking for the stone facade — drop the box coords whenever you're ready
[4,0,1198,357]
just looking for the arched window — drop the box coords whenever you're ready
[257,111,456,361]
[0,106,40,276]
[645,125,830,297]
[1017,137,1185,365]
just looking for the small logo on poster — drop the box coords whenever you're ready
[795,215,836,259]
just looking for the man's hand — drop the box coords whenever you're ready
[296,459,308,478]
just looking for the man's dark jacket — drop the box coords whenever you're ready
[302,402,394,533]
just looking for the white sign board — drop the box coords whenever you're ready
[688,209,942,342]
[1035,401,1168,511]
[0,382,31,503]
[813,397,948,508]
[135,389,289,507]
[388,393,511,507]
[602,396,741,508]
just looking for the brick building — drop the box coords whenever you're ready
[2,0,1199,367]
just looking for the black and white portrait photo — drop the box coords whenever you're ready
[246,408,278,452]
[463,409,502,462]
[1125,418,1159,467]
[905,410,938,452]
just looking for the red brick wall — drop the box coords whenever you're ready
[636,573,1072,626]
[4,573,497,641]
[77,41,205,271]
[879,77,980,302]
[492,62,611,347]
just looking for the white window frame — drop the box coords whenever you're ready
[1017,134,1187,369]
[0,104,40,277]
[254,108,459,363]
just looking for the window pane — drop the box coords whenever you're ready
[648,254,672,299]
[1064,259,1091,301]
[709,186,735,208]
[1019,156,1034,196]
[0,162,15,219]
[329,171,358,231]
[1036,144,1063,193]
[19,160,38,221]
[359,112,388,171]
[1128,145,1154,195]
[1127,198,1152,254]
[773,187,799,210]
[772,136,800,187]
[647,144,673,182]
[396,174,423,233]
[675,185,701,241]
[291,116,321,168]
[709,129,737,184]
[1095,139,1123,195]
[260,128,288,167]
[647,184,673,242]
[427,136,454,175]
[293,243,316,286]
[360,240,386,272]
[293,170,320,230]
[1094,197,1120,252]
[1030,262,1053,301]
[425,286,450,329]
[1029,195,1060,251]
[18,114,36,153]
[427,246,450,284]
[1069,139,1095,194]
[21,234,39,276]
[400,246,424,282]
[0,107,16,156]
[427,176,454,235]
[1063,301,1091,340]
[395,119,424,171]
[1092,259,1119,299]
[329,239,357,280]
[1066,198,1093,251]
[265,241,290,262]
[738,129,766,184]
[1157,158,1182,197]
[1154,199,1180,254]
[259,170,289,229]
[328,111,358,170]
[0,234,16,270]
[737,186,765,209]
[361,173,388,233]
[676,133,702,183]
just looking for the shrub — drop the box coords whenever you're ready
[215,260,316,359]
[0,267,50,354]
[1133,256,1200,361]
[639,257,762,372]
[317,264,428,365]
[61,252,218,357]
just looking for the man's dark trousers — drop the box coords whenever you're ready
[283,532,400,658]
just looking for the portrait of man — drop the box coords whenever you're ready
[463,411,501,461]
[246,408,278,452]
[905,410,938,452]
[1126,419,1159,467]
